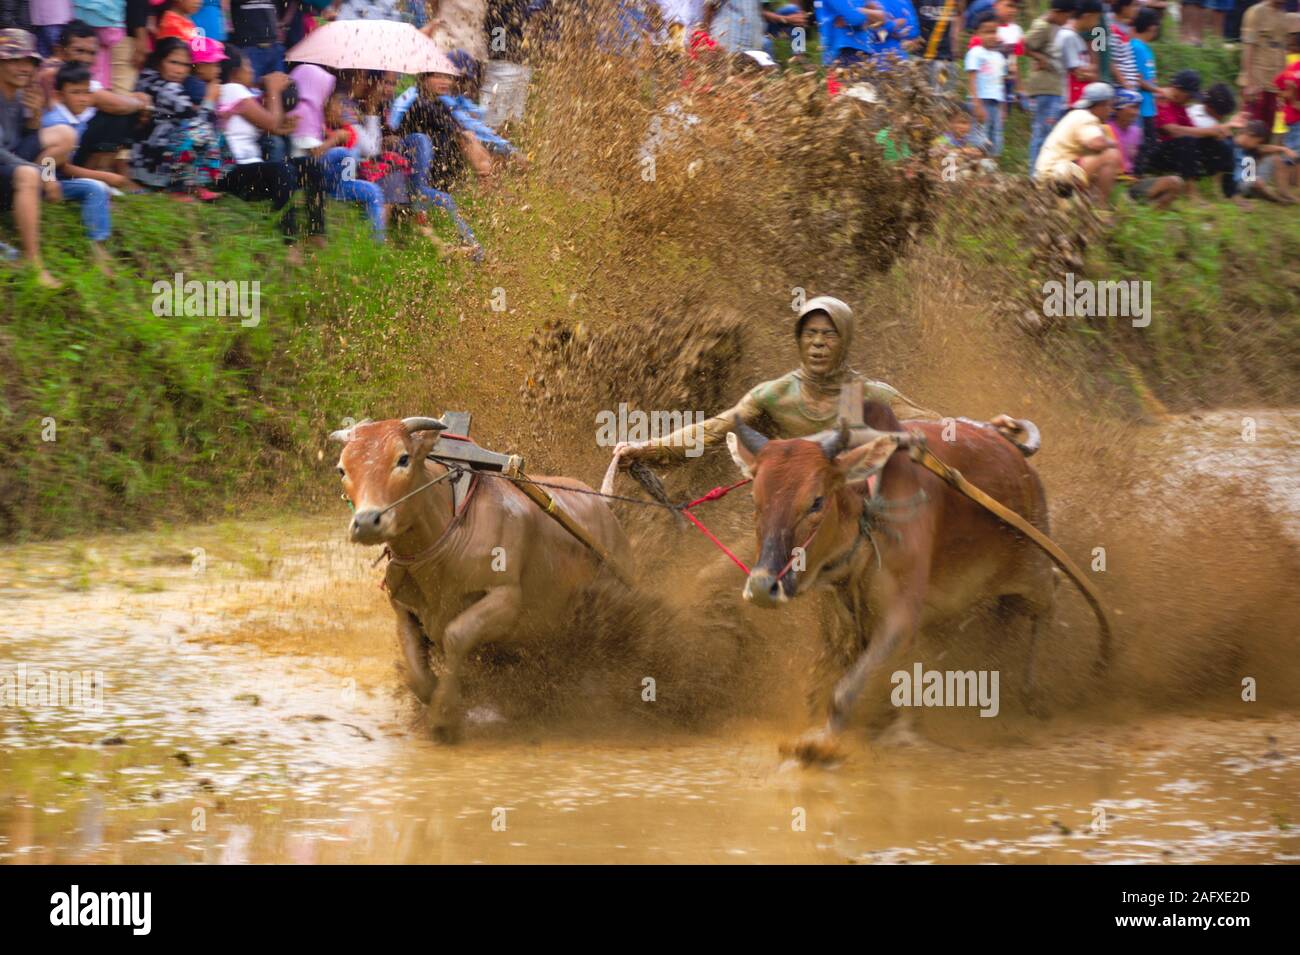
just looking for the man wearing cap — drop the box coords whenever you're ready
[1032,81,1124,204]
[611,296,1006,470]
[1,27,75,288]
[1147,69,1235,197]
[1240,0,1290,128]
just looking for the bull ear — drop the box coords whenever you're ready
[834,434,897,480]
[726,431,755,479]
[815,419,850,459]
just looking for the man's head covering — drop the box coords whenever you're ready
[0,28,39,61]
[1072,82,1115,110]
[1113,88,1142,110]
[1171,70,1202,95]
[794,296,856,387]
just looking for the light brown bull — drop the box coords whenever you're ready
[728,402,1057,763]
[331,417,632,741]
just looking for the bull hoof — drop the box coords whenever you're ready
[780,729,844,767]
[431,719,463,745]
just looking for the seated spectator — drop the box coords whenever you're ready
[1033,81,1125,205]
[441,50,519,161]
[38,20,151,174]
[1189,82,1239,129]
[1,27,69,287]
[1229,118,1298,202]
[391,68,494,191]
[344,69,481,259]
[965,14,1007,156]
[1146,70,1235,199]
[38,59,116,268]
[932,101,998,178]
[1108,87,1183,208]
[216,46,326,254]
[130,36,230,198]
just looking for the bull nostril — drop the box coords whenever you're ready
[370,513,381,525]
[769,580,781,597]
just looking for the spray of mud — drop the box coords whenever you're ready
[387,7,1299,738]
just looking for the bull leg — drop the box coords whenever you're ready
[429,584,522,743]
[396,609,436,705]
[786,596,920,766]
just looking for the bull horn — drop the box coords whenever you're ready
[329,427,355,443]
[815,419,850,459]
[401,416,448,434]
[732,417,769,456]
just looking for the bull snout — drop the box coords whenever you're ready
[743,567,794,608]
[349,507,391,544]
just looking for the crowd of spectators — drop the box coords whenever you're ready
[2,0,1297,288]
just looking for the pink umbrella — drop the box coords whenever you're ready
[285,20,461,75]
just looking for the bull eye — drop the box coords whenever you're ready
[397,453,410,468]
[337,467,345,477]
[810,496,825,514]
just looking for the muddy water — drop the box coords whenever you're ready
[2,415,1299,864]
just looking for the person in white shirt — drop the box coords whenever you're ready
[965,14,1008,155]
[215,45,326,252]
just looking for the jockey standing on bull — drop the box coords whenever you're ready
[612,295,1020,466]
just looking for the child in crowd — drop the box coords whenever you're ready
[1230,119,1298,202]
[38,60,117,268]
[933,101,998,178]
[965,14,1007,156]
[155,0,203,44]
[1129,7,1160,174]
[1274,16,1300,154]
[1108,87,1183,208]
[130,36,229,199]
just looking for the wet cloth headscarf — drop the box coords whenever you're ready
[793,295,858,400]
[287,64,337,142]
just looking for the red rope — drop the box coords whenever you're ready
[679,478,753,574]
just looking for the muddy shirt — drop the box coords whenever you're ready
[640,370,938,462]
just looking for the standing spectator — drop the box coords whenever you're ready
[156,0,203,42]
[818,0,889,66]
[1107,0,1138,92]
[74,0,134,94]
[30,0,74,58]
[916,0,962,90]
[191,0,226,41]
[229,0,284,81]
[1060,0,1101,109]
[1240,0,1290,128]
[965,13,1007,155]
[1033,80,1124,204]
[1275,14,1300,152]
[706,0,766,52]
[1147,69,1236,198]
[1023,0,1073,177]
[1129,7,1160,172]
[0,27,68,287]
[1205,0,1233,42]
[1182,0,1207,46]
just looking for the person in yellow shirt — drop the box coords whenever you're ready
[1033,82,1125,204]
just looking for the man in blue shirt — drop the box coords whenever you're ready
[1129,7,1160,174]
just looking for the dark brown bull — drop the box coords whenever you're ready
[332,417,633,741]
[728,402,1056,763]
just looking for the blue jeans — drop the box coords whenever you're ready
[400,132,480,251]
[1029,94,1064,176]
[978,98,1005,157]
[244,44,286,82]
[322,148,387,241]
[1285,123,1300,153]
[58,177,112,242]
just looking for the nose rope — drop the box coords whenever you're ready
[374,465,463,516]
